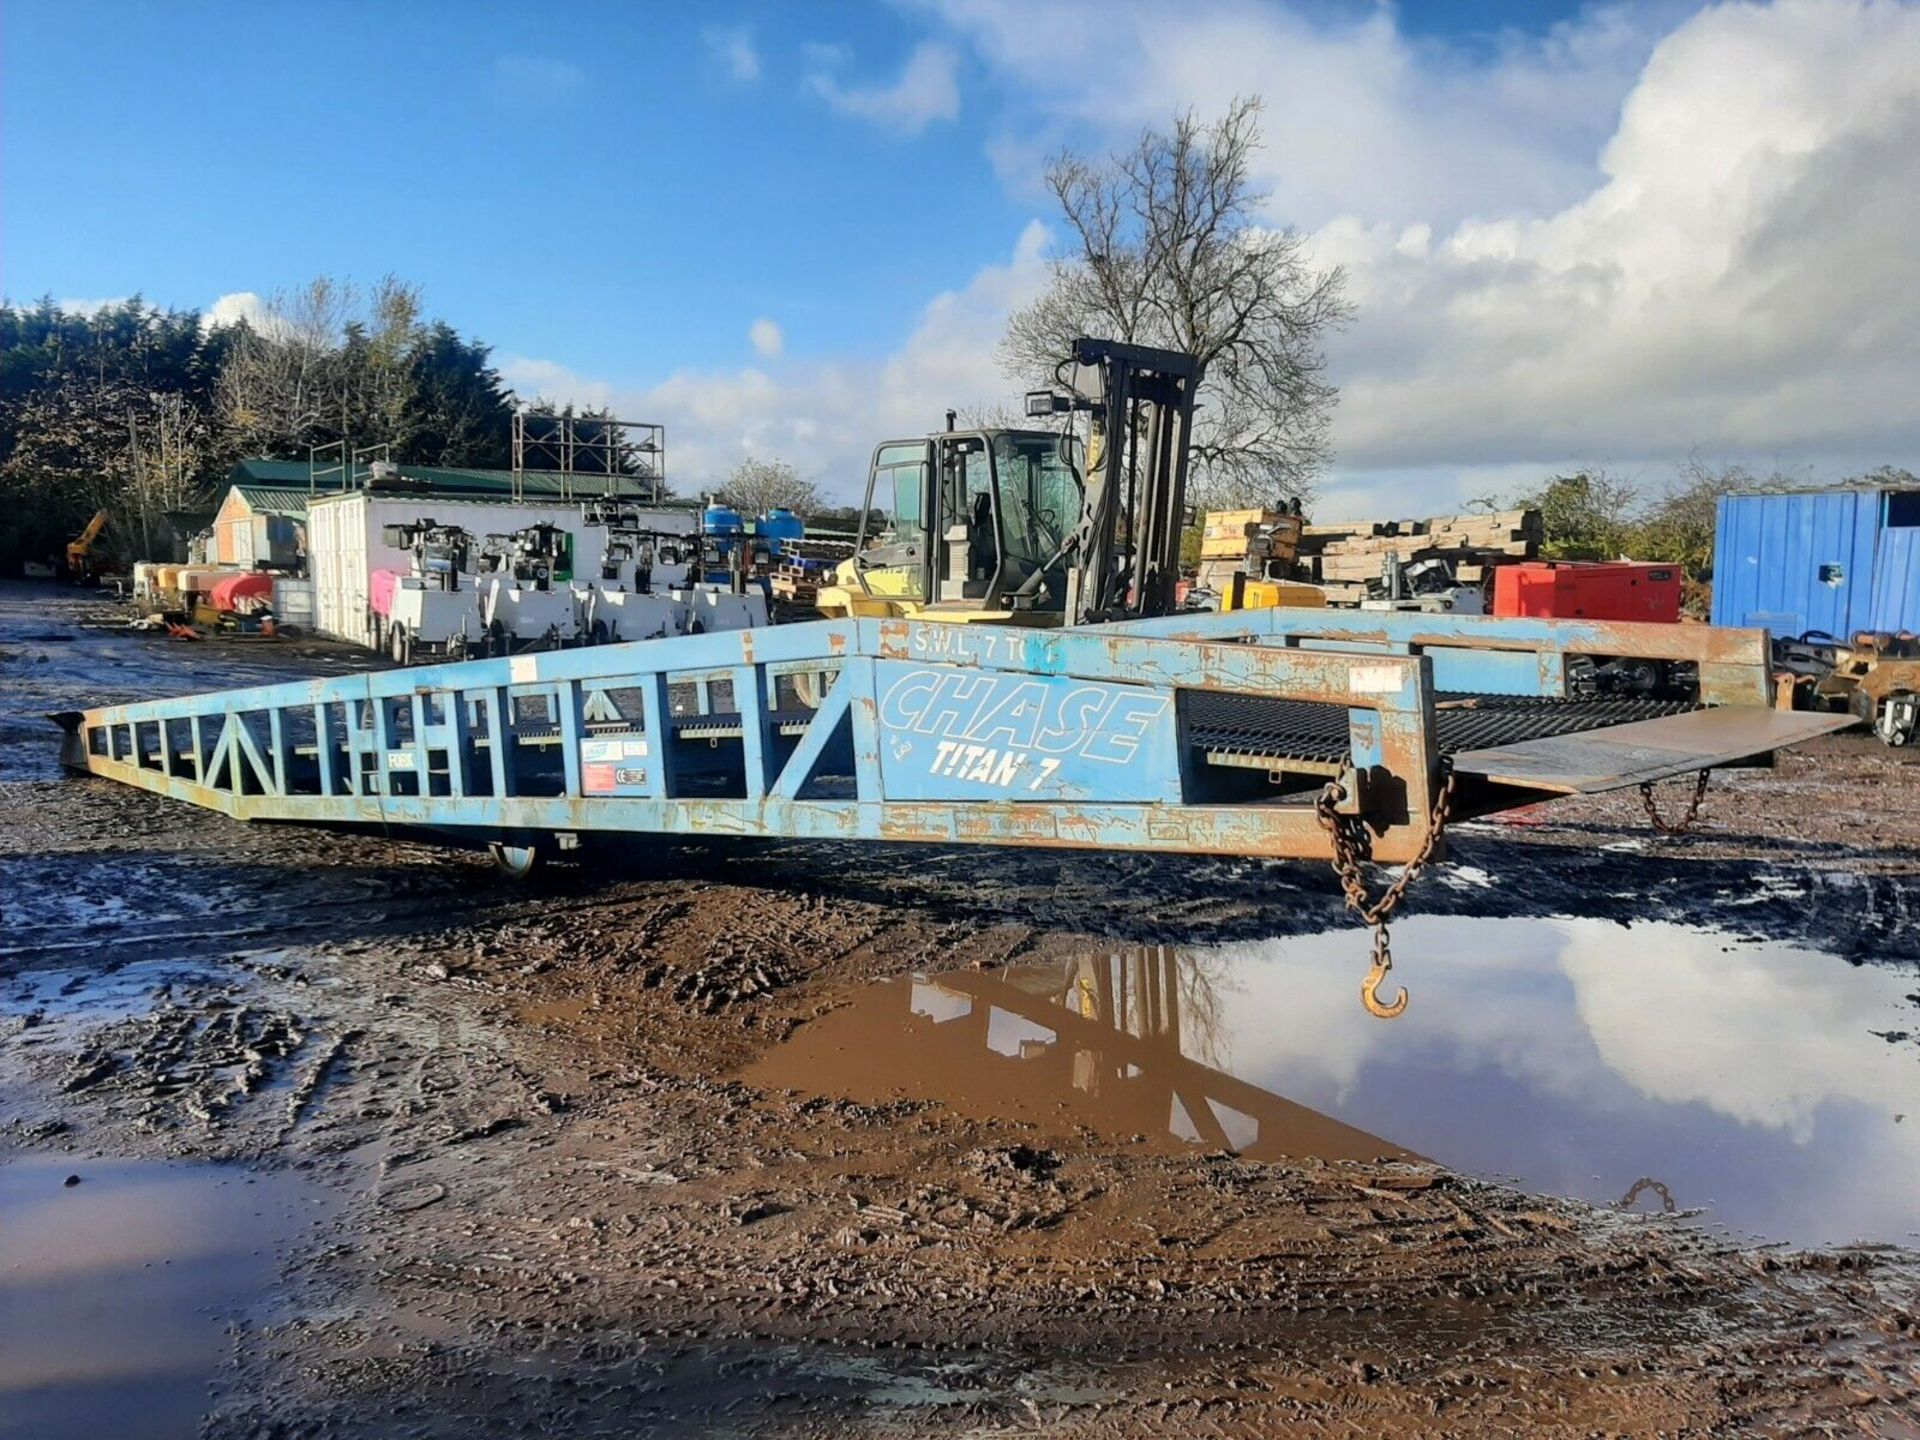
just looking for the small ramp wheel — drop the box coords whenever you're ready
[488,842,540,879]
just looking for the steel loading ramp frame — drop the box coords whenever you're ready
[1111,605,1774,707]
[53,610,1822,867]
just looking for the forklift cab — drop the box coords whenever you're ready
[853,429,1083,614]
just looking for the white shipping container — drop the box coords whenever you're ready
[308,492,696,649]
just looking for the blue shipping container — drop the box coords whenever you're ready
[1712,485,1920,638]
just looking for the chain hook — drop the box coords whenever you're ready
[1317,759,1454,1022]
[1361,927,1408,1019]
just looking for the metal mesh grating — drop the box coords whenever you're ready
[1184,691,1698,766]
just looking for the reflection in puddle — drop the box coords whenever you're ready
[749,917,1920,1249]
[751,949,1412,1166]
[0,1154,329,1440]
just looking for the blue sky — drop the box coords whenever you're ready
[6,1,1917,508]
[6,2,1012,375]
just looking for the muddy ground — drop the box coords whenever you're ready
[2,581,1918,1438]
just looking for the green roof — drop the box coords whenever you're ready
[228,458,670,500]
[233,486,310,515]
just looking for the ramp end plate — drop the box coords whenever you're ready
[1451,707,1856,794]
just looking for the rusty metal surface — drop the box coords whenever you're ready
[1450,708,1855,794]
[1117,607,1773,706]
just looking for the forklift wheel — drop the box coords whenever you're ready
[488,842,540,879]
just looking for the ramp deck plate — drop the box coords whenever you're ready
[1449,707,1855,794]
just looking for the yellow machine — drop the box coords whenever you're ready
[1221,574,1326,611]
[65,510,111,580]
[814,426,1085,626]
[816,338,1324,627]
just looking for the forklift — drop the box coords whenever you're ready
[817,338,1218,628]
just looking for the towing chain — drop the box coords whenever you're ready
[1616,1176,1678,1214]
[1639,768,1711,836]
[1315,759,1457,1021]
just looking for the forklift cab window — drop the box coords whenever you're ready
[860,442,931,600]
[991,432,1082,593]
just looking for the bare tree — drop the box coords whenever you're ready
[124,392,211,558]
[214,275,424,458]
[343,275,424,450]
[1001,98,1350,508]
[215,278,346,455]
[716,456,821,517]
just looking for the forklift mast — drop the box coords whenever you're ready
[1030,338,1205,627]
[844,336,1204,626]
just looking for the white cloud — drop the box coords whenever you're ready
[1556,924,1916,1140]
[54,296,129,316]
[930,0,1920,503]
[807,40,961,134]
[1311,0,1920,478]
[203,291,280,334]
[494,1,1920,515]
[704,24,761,83]
[748,316,785,359]
[932,0,1677,228]
[491,55,585,101]
[515,220,1049,499]
[496,354,615,410]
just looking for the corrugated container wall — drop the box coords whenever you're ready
[1711,487,1920,638]
[1872,492,1920,631]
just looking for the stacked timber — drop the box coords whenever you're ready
[1295,509,1542,600]
[1196,508,1304,590]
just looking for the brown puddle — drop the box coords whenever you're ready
[748,917,1920,1249]
[748,947,1415,1166]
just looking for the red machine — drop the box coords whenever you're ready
[1492,561,1682,624]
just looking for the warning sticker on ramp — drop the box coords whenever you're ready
[1348,665,1407,696]
[582,738,650,795]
